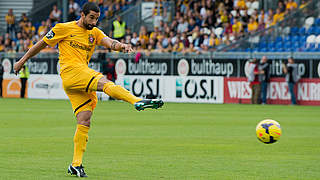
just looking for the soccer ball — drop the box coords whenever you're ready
[256,119,282,144]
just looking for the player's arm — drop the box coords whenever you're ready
[14,40,48,74]
[99,36,134,53]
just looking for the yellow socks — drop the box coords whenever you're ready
[72,124,89,167]
[103,81,142,104]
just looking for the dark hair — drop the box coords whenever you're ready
[81,2,100,16]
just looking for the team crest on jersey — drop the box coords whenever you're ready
[88,34,95,44]
[46,30,55,39]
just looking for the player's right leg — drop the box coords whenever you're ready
[96,76,164,111]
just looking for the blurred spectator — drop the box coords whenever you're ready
[24,39,33,51]
[8,41,17,53]
[177,17,188,33]
[0,59,3,97]
[24,22,36,39]
[4,38,11,52]
[273,8,284,25]
[139,26,149,45]
[112,15,126,41]
[258,9,267,23]
[20,13,29,24]
[50,5,62,23]
[299,0,308,9]
[5,9,16,38]
[282,57,300,105]
[68,0,80,21]
[37,21,47,37]
[102,58,117,82]
[248,18,258,33]
[257,19,265,31]
[201,34,210,51]
[236,0,247,10]
[265,13,274,28]
[232,18,243,35]
[0,36,4,52]
[113,3,122,15]
[131,32,139,46]
[16,39,25,52]
[259,56,270,105]
[286,0,297,10]
[224,22,233,35]
[248,58,261,104]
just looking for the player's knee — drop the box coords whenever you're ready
[76,111,92,127]
[97,76,111,91]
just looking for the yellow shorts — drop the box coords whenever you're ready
[60,67,104,116]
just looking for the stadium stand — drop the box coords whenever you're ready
[0,0,316,54]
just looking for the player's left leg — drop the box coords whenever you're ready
[64,89,97,178]
[96,76,164,111]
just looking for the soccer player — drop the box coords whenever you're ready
[14,2,163,177]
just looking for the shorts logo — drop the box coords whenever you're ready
[88,34,95,44]
[46,30,55,39]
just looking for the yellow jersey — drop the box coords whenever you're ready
[43,21,107,74]
[5,15,15,24]
[248,21,258,32]
[286,2,297,9]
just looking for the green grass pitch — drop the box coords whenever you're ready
[0,98,319,180]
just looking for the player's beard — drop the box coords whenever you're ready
[83,20,95,30]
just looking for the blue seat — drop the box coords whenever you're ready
[284,42,292,49]
[268,48,276,52]
[276,42,283,49]
[252,48,259,52]
[292,35,299,42]
[310,48,319,52]
[268,42,276,49]
[290,27,299,35]
[305,47,317,52]
[276,36,283,42]
[260,36,268,43]
[245,48,252,52]
[307,27,315,35]
[275,48,285,52]
[299,27,306,35]
[315,27,320,35]
[259,48,268,52]
[306,43,316,51]
[293,42,300,49]
[284,36,291,42]
[299,35,307,43]
[259,42,267,49]
[316,18,320,26]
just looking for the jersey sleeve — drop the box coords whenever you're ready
[95,28,108,45]
[43,23,67,47]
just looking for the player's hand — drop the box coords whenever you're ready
[121,44,134,53]
[14,60,24,75]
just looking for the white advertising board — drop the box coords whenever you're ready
[141,2,155,23]
[28,75,68,99]
[116,75,224,103]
